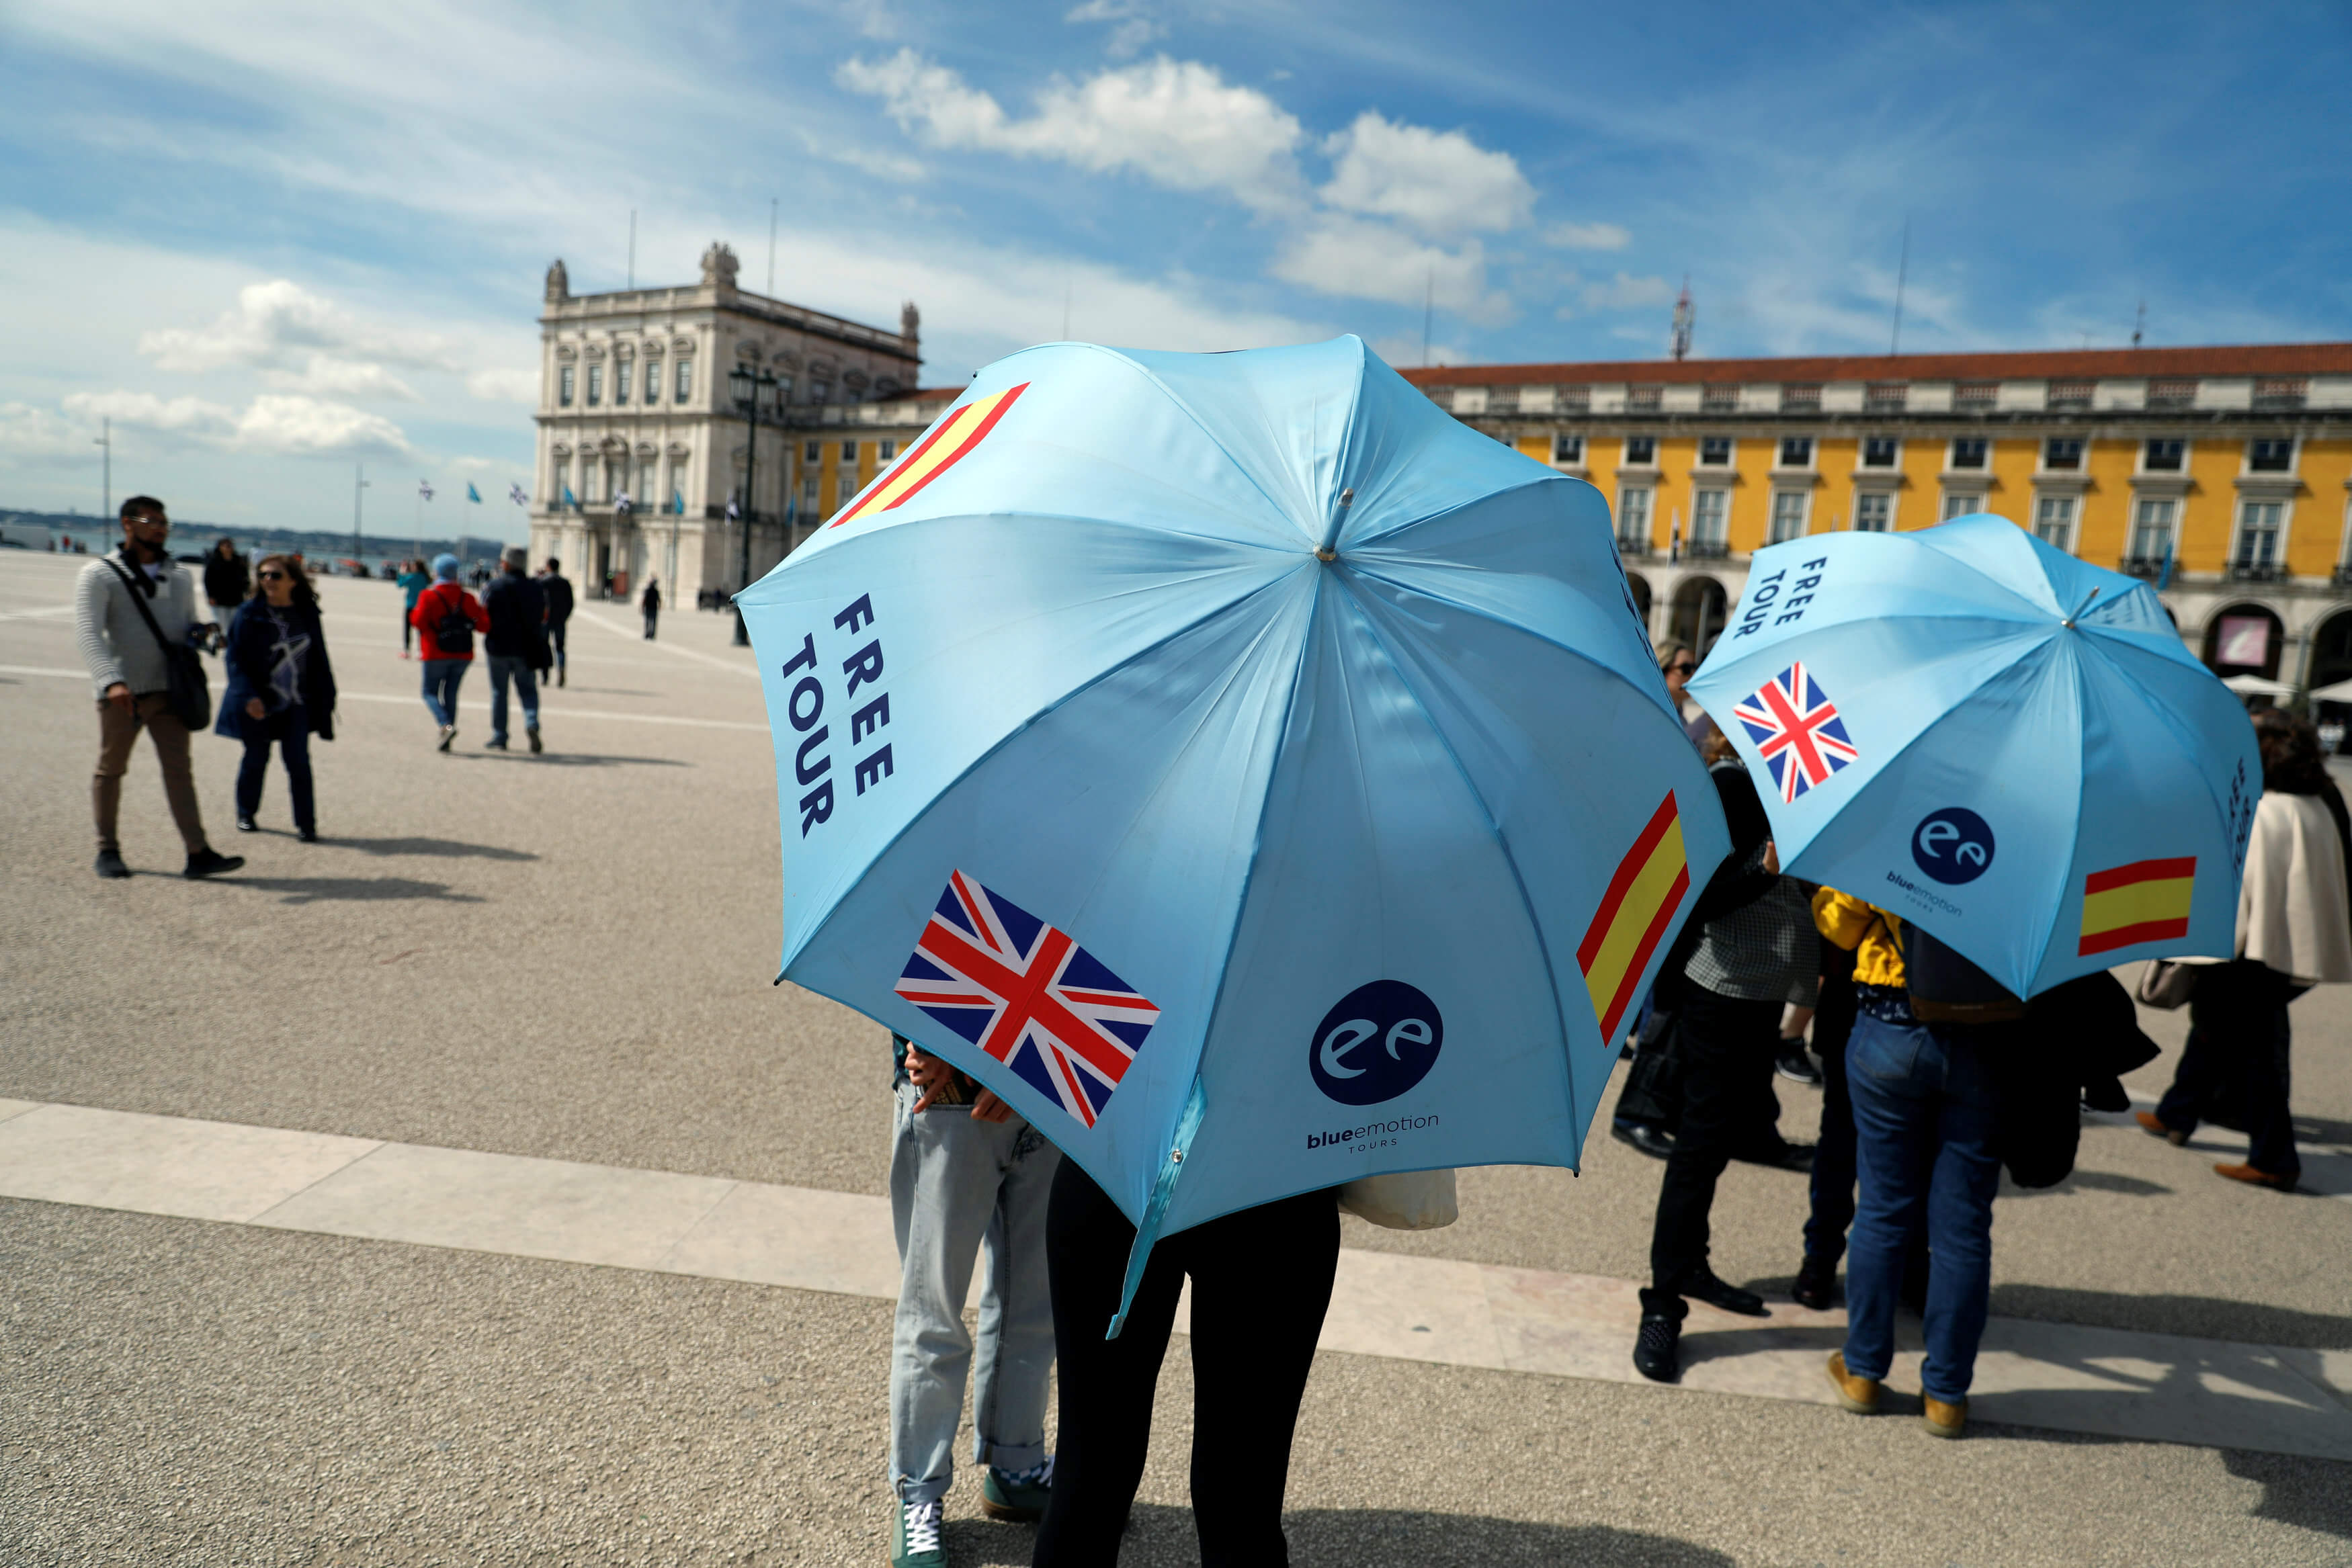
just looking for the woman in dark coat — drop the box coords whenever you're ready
[215,554,336,840]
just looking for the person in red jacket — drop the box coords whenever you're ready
[409,554,489,752]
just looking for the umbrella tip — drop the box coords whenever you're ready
[1316,546,1337,563]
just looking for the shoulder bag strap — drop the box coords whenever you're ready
[100,554,181,660]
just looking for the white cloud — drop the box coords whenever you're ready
[139,279,460,376]
[464,367,540,404]
[1369,334,1472,370]
[1582,271,1677,310]
[0,401,92,460]
[1544,221,1631,251]
[56,388,412,460]
[838,50,1307,212]
[1318,112,1534,238]
[1269,216,1510,325]
[1065,0,1165,58]
[63,390,239,439]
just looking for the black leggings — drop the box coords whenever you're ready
[1649,986,1783,1290]
[1033,1162,1338,1568]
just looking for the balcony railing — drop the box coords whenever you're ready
[1616,537,1653,558]
[2228,560,2285,582]
[2119,555,2168,580]
[2332,564,2352,589]
[1685,538,1731,560]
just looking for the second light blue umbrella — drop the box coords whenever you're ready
[1686,515,2258,999]
[738,336,1728,1330]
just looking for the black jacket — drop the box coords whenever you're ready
[214,597,337,741]
[481,570,550,664]
[202,550,249,606]
[540,570,574,626]
[1987,971,2160,1188]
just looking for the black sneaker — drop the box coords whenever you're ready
[183,848,245,879]
[527,726,542,754]
[485,738,509,751]
[297,826,318,843]
[1633,1289,1686,1382]
[1793,1256,1839,1311]
[1775,1045,1824,1087]
[1676,1267,1769,1317]
[235,816,259,833]
[94,848,131,879]
[1609,1119,1675,1160]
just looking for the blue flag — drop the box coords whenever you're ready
[562,485,577,510]
[673,489,685,515]
[467,482,482,503]
[2157,535,2177,592]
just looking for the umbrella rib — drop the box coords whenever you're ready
[774,563,1312,979]
[1330,584,1587,1166]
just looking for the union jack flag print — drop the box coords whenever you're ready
[893,871,1161,1128]
[1733,661,1860,803]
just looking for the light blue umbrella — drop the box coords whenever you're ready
[1686,515,2258,999]
[738,337,1727,1330]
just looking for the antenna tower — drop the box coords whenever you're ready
[1670,277,1693,361]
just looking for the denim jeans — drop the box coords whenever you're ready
[486,655,538,744]
[888,1079,1059,1506]
[1843,1010,2003,1404]
[420,658,467,726]
[235,707,314,830]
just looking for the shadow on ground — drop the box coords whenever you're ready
[936,1507,1736,1567]
[326,836,540,862]
[209,875,485,905]
[447,751,689,769]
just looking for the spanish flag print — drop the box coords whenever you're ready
[1579,793,1691,1044]
[2078,857,2197,955]
[833,382,1030,527]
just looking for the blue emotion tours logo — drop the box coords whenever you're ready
[1911,808,1997,886]
[1308,980,1444,1106]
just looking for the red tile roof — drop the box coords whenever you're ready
[1397,343,2352,388]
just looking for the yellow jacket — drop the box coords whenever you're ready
[1812,887,1907,989]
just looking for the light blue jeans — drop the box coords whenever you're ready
[486,654,538,744]
[888,1078,1059,1506]
[1843,1010,2004,1404]
[420,659,466,726]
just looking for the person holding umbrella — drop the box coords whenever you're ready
[2140,709,2352,1189]
[216,554,335,840]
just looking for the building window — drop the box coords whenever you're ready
[837,440,855,464]
[1861,437,1899,469]
[1949,437,1988,470]
[1550,433,1583,465]
[616,360,632,405]
[1617,486,1652,546]
[1624,435,1656,466]
[1941,492,1982,521]
[804,441,821,463]
[1697,436,1732,467]
[1854,492,1892,531]
[675,359,693,402]
[2132,498,2177,562]
[2144,438,2185,472]
[1691,488,1728,546]
[1777,435,1813,468]
[2236,500,2283,567]
[1769,490,1808,543]
[2248,438,2295,473]
[810,380,831,403]
[2042,437,2083,470]
[879,440,897,463]
[2033,494,2077,551]
[586,364,603,407]
[802,474,818,506]
[558,365,575,408]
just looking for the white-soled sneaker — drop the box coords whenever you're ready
[890,1497,946,1568]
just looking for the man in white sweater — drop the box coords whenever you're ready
[73,496,243,881]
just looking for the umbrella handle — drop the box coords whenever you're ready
[1106,1076,1208,1340]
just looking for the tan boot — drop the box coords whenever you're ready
[1923,1395,1968,1438]
[1826,1351,1881,1413]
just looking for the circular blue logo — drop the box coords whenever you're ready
[1308,981,1444,1106]
[1911,808,1997,885]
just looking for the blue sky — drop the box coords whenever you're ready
[2,0,2347,540]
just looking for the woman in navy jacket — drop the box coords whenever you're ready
[215,554,337,840]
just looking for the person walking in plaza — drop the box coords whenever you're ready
[2140,709,2352,1190]
[1658,640,1710,747]
[74,496,243,881]
[216,554,335,841]
[1634,728,1818,1383]
[640,577,661,640]
[201,537,248,636]
[537,556,574,687]
[409,554,488,752]
[1031,1165,1338,1567]
[479,547,550,753]
[396,558,431,658]
[888,1035,1059,1568]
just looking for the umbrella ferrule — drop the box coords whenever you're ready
[1316,546,1337,563]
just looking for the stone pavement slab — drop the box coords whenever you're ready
[1,1097,2346,1463]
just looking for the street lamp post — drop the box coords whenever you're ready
[728,363,782,647]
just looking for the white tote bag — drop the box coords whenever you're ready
[1335,1168,1459,1230]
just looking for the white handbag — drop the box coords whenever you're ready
[1335,1168,1459,1230]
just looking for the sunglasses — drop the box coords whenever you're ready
[258,570,288,580]
[1668,662,1697,675]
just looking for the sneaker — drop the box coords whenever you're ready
[235,816,258,832]
[1774,1045,1824,1087]
[183,848,245,879]
[1922,1393,1968,1438]
[486,737,508,751]
[437,724,456,752]
[1826,1351,1882,1414]
[1632,1289,1685,1383]
[981,1456,1054,1522]
[890,1498,946,1568]
[94,848,131,880]
[1792,1255,1839,1312]
[527,725,542,754]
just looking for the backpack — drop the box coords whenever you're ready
[430,586,474,656]
[1887,916,2025,1025]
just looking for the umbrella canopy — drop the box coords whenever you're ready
[1687,515,2258,1000]
[739,337,1726,1329]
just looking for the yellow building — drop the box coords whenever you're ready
[1404,345,2352,690]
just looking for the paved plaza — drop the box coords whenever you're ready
[4,549,2351,1567]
